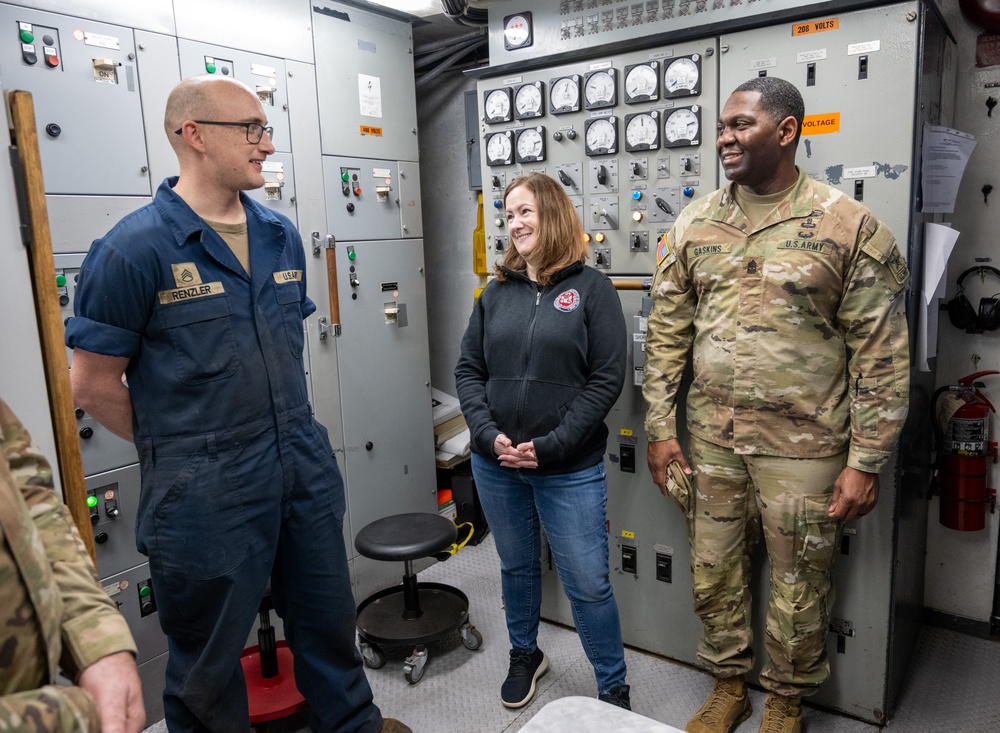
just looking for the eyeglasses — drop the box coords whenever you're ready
[173,120,274,143]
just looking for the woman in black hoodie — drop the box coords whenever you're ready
[455,173,630,711]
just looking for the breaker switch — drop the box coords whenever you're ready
[596,164,608,186]
[621,545,637,575]
[858,55,869,81]
[558,169,574,187]
[619,444,635,473]
[655,552,672,583]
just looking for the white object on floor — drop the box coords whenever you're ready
[519,696,684,732]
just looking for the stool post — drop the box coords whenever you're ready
[401,559,422,620]
[258,608,278,679]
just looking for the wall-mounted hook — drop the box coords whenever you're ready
[983,184,994,204]
[988,97,998,117]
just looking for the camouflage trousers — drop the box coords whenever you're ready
[688,435,845,698]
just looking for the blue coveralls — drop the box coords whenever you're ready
[66,178,382,733]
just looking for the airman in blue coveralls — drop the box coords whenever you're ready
[67,75,411,733]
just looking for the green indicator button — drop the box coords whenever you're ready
[341,172,350,182]
[55,273,66,286]
[348,250,356,260]
[87,495,98,508]
[205,62,217,74]
[138,585,151,598]
[19,30,34,44]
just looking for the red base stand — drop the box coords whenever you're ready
[241,640,307,723]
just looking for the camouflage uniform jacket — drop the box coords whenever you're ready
[0,399,137,731]
[643,169,910,473]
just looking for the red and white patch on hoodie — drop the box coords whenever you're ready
[553,288,581,313]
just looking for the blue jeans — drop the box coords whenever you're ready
[471,454,627,694]
[137,408,381,733]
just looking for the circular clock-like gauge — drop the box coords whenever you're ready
[549,76,581,114]
[484,87,512,124]
[663,106,701,148]
[516,127,546,162]
[514,82,544,120]
[584,116,618,156]
[663,55,701,98]
[624,62,658,103]
[625,111,659,152]
[583,68,617,110]
[486,131,513,165]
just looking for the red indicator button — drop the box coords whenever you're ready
[45,54,59,68]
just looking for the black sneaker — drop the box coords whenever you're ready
[598,684,631,710]
[500,647,549,708]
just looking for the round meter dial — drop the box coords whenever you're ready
[584,117,618,156]
[483,87,513,124]
[549,75,581,114]
[515,127,546,163]
[663,55,701,98]
[663,106,701,148]
[625,111,659,152]
[514,82,545,120]
[624,62,658,103]
[486,131,514,165]
[583,68,617,110]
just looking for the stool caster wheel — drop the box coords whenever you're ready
[403,645,428,684]
[360,642,386,670]
[460,622,482,651]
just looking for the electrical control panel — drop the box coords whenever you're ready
[478,38,719,277]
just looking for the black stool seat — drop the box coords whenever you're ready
[354,512,482,684]
[355,512,457,561]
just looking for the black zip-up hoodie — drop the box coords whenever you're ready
[455,261,628,475]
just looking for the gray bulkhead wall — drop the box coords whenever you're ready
[1,0,435,721]
[472,0,948,724]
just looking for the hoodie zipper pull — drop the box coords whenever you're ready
[536,289,541,306]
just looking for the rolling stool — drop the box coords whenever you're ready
[240,586,307,723]
[354,512,482,684]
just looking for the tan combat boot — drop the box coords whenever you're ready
[686,676,752,733]
[759,694,802,733]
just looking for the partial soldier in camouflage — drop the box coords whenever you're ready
[0,399,143,732]
[643,77,909,733]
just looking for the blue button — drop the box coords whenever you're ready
[493,199,502,208]
[632,190,642,201]
[683,187,695,198]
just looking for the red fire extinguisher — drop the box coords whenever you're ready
[932,371,999,531]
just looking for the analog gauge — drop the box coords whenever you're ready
[584,116,618,156]
[514,82,545,120]
[483,87,513,124]
[515,127,546,163]
[503,12,533,50]
[584,68,617,110]
[624,62,659,104]
[625,111,659,152]
[663,106,701,148]
[663,55,702,98]
[486,131,513,165]
[549,75,581,114]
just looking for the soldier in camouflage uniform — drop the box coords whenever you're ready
[0,399,143,733]
[643,77,909,733]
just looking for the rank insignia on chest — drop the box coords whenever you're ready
[171,262,203,287]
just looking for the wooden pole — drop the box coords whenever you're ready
[8,90,95,562]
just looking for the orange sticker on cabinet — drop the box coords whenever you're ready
[360,125,383,136]
[792,18,839,36]
[801,112,840,135]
